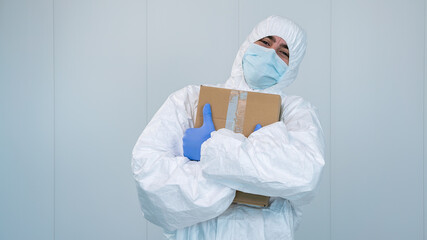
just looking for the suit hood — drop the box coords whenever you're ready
[224,15,307,94]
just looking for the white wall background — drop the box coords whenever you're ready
[0,0,425,239]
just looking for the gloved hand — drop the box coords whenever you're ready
[183,103,216,161]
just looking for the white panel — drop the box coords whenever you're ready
[331,1,424,240]
[145,1,237,239]
[146,0,239,120]
[54,0,147,239]
[239,1,331,240]
[0,0,54,239]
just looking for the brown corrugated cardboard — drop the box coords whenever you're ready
[195,85,281,207]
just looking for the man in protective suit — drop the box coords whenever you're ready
[132,15,325,240]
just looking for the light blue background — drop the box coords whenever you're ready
[0,0,426,239]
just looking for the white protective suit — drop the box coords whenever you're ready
[132,15,325,240]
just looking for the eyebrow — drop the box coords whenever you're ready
[265,36,289,50]
[266,36,276,42]
[280,43,289,50]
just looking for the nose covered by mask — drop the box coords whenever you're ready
[242,43,288,90]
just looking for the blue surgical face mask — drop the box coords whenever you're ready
[242,43,288,90]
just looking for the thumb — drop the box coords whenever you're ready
[202,103,214,128]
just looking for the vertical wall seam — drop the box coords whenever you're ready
[146,2,148,125]
[237,0,239,49]
[145,0,148,239]
[424,1,426,239]
[329,0,332,239]
[52,0,56,239]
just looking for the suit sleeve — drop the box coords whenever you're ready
[131,87,235,231]
[200,95,325,206]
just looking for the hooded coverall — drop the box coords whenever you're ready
[132,15,325,240]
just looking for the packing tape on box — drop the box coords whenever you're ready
[225,90,247,133]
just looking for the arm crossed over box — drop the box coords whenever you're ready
[200,95,326,207]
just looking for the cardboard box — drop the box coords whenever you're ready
[195,85,281,207]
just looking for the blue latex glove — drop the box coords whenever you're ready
[183,103,216,161]
[254,124,262,131]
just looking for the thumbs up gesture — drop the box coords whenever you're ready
[183,103,216,161]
